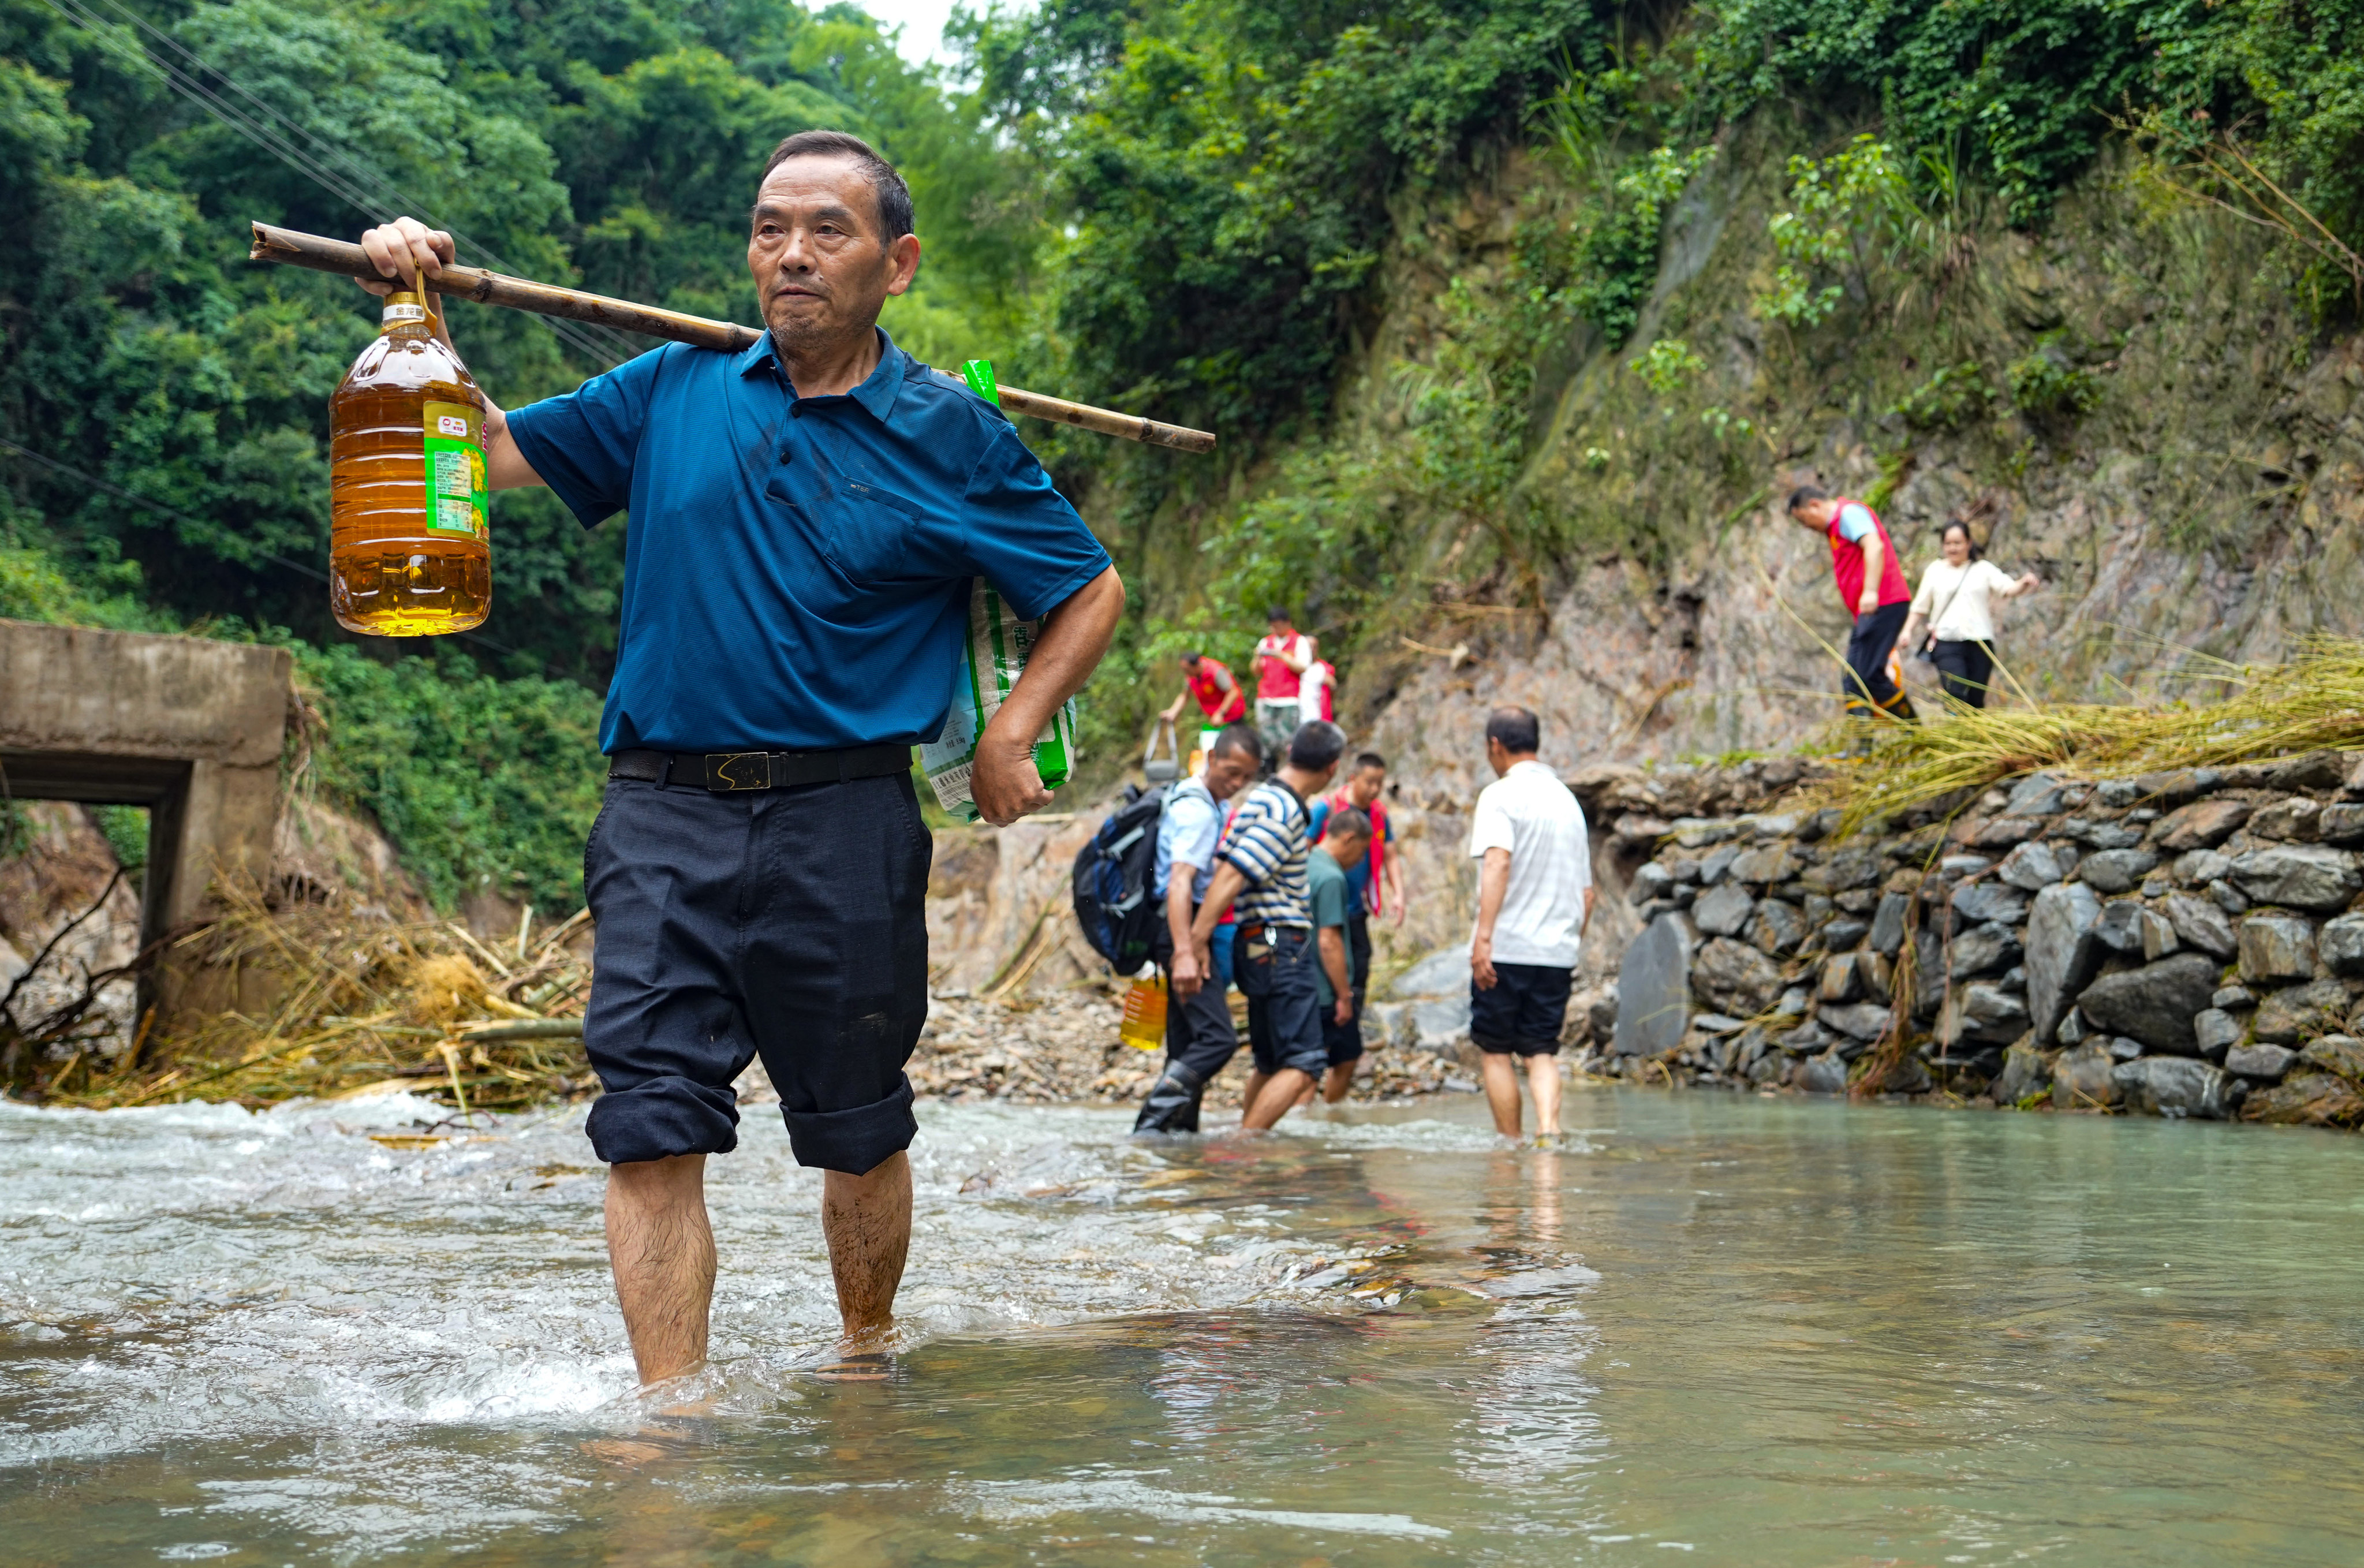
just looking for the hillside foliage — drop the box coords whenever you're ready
[2,0,2359,911]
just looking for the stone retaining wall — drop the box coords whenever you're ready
[1599,750,2364,1128]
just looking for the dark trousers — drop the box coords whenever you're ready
[1161,956,1241,1088]
[1843,601,1913,719]
[1239,924,1327,1077]
[1930,637,1995,708]
[1324,912,1371,1064]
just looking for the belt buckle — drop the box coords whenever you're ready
[705,752,771,790]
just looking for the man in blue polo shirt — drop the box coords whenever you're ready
[356,129,1124,1386]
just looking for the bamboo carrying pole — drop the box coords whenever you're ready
[250,221,1217,454]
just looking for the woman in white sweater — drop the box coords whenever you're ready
[1899,521,2040,708]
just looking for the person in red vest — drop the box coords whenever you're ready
[1788,484,1916,722]
[1160,651,1246,727]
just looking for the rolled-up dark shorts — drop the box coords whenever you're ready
[1238,923,1327,1077]
[1470,961,1574,1056]
[580,771,931,1173]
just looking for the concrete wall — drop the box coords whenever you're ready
[0,619,290,1025]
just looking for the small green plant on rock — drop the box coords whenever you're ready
[1890,362,1996,430]
[1629,336,1705,394]
[2007,333,2104,422]
[1757,136,1922,327]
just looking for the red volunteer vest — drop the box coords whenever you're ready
[1186,658,1246,722]
[1827,498,1911,616]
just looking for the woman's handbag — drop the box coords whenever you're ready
[1915,570,1970,661]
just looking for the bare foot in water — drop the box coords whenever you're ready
[580,1371,720,1464]
[809,1328,899,1383]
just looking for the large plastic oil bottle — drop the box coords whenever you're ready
[328,289,491,635]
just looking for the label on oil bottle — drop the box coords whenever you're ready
[422,400,488,535]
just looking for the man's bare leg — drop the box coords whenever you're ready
[1479,1052,1524,1137]
[1321,1062,1354,1103]
[1526,1053,1563,1136]
[606,1153,714,1386]
[1243,1067,1314,1129]
[822,1151,912,1353]
[1242,1069,1271,1115]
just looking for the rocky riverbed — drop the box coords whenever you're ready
[1593,749,2364,1128]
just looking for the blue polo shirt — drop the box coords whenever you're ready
[506,328,1112,753]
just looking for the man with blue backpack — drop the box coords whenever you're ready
[1133,725,1264,1132]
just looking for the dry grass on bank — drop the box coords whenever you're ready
[1817,637,2364,828]
[38,883,597,1114]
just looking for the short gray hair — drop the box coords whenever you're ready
[760,130,913,242]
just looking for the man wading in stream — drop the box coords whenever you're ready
[355,130,1123,1386]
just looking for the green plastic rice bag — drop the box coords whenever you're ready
[921,579,1078,822]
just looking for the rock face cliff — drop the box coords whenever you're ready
[1309,132,2364,983]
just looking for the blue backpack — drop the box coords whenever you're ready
[1072,783,1170,972]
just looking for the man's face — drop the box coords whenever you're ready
[748,156,921,355]
[1267,618,1292,639]
[1205,746,1259,801]
[1181,656,1202,680]
[1346,765,1384,807]
[1484,736,1512,778]
[1789,499,1835,532]
[1324,831,1369,868]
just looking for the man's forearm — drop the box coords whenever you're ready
[1167,876,1198,957]
[1319,928,1350,1001]
[1192,864,1249,946]
[984,566,1125,748]
[1474,850,1511,942]
[1581,885,1596,937]
[1858,539,1884,605]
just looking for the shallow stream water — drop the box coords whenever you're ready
[5,1086,2363,1565]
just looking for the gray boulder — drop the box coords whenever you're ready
[1392,946,1473,998]
[1409,995,1473,1048]
[1693,936,1783,1017]
[2052,1042,2122,1109]
[2298,1035,2364,1081]
[1952,881,2032,925]
[1818,951,1863,1003]
[2247,796,2322,841]
[1820,1001,1892,1041]
[1997,839,2071,890]
[2210,878,2250,913]
[2318,802,2364,845]
[1612,916,1691,1056]
[2161,893,2238,959]
[2224,1041,2298,1081]
[2094,899,2148,953]
[2154,797,2250,852]
[2238,913,2317,984]
[1939,983,2031,1048]
[2079,848,2160,894]
[1949,921,2023,979]
[1729,844,1799,887]
[2229,845,2363,912]
[2173,849,2232,887]
[2193,1008,2243,1062]
[1700,843,1742,883]
[2113,1056,2236,1119]
[1749,898,1809,957]
[1972,816,2042,850]
[2074,951,2221,1054]
[1993,1041,2052,1104]
[2251,979,2350,1044]
[2138,906,2181,961]
[1867,891,1911,955]
[1692,882,1756,937]
[2025,882,2106,1043]
[2317,913,2364,977]
[1797,1052,1850,1094]
[2006,773,2068,816]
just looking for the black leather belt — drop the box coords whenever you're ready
[608,744,912,792]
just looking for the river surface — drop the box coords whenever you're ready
[4,1086,2363,1565]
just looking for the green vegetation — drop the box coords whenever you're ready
[4,0,2361,910]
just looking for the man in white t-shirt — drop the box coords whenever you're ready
[1467,705,1593,1139]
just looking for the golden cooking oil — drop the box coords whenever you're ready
[328,290,491,635]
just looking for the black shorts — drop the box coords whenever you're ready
[1237,923,1327,1077]
[580,771,931,1173]
[1470,961,1574,1056]
[1322,1004,1363,1066]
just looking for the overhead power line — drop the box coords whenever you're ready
[43,0,640,369]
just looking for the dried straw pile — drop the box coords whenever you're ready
[44,882,596,1113]
[1822,637,2364,830]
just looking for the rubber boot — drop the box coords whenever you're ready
[1133,1066,1205,1134]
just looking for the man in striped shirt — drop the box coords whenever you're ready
[1187,722,1346,1129]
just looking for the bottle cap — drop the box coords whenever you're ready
[382,289,431,326]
